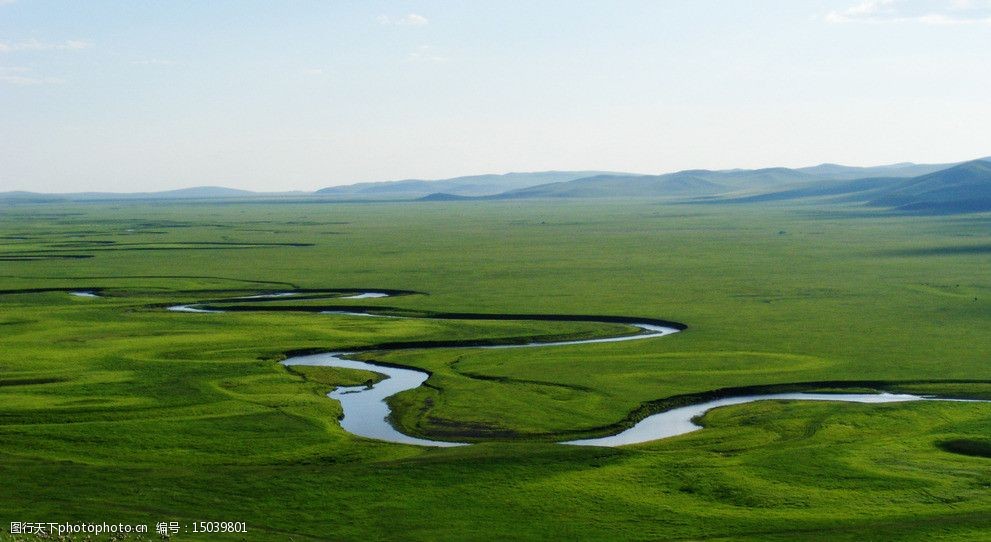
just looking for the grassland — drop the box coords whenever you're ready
[0,200,989,540]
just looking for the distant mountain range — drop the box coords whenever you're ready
[0,186,259,202]
[713,159,991,213]
[3,157,989,214]
[314,171,628,199]
[418,158,991,214]
[454,160,972,200]
[793,161,956,180]
[868,160,991,212]
[489,168,822,199]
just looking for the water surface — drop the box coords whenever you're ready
[283,352,466,447]
[179,290,985,449]
[564,392,935,446]
[281,318,680,446]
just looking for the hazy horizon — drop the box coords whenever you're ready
[3,154,991,195]
[2,1,990,193]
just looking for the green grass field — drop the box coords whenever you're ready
[1,200,989,540]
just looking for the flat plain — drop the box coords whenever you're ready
[1,200,989,540]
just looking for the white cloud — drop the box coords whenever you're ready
[826,0,991,24]
[378,13,428,26]
[129,58,177,66]
[304,68,324,75]
[0,39,92,53]
[950,0,991,8]
[402,13,429,25]
[0,66,63,85]
[407,45,447,64]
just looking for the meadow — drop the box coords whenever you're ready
[0,199,989,540]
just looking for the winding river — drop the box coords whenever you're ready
[168,290,984,448]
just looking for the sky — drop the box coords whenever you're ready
[1,0,990,193]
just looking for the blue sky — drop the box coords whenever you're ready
[1,1,990,192]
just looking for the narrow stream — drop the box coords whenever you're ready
[170,290,986,448]
[283,352,467,447]
[563,392,952,446]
